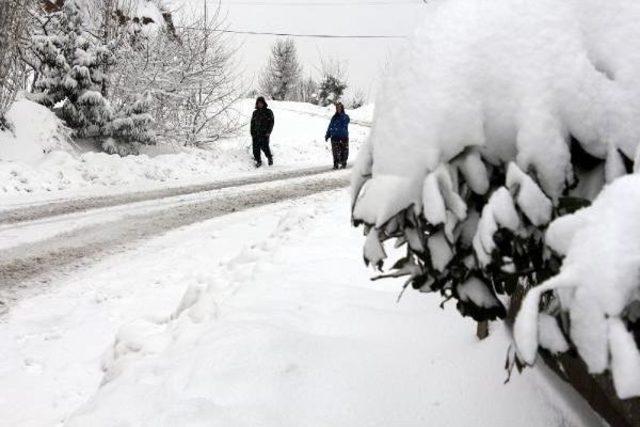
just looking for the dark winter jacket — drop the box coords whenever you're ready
[325,112,350,140]
[251,98,275,139]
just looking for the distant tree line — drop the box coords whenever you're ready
[258,38,364,108]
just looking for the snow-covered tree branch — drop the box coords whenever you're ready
[110,7,242,146]
[0,0,33,130]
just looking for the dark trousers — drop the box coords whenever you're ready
[331,137,349,167]
[252,136,272,163]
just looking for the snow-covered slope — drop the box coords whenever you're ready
[0,100,371,201]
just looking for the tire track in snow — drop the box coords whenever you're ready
[0,171,350,313]
[0,165,341,225]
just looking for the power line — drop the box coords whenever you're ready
[220,0,423,5]
[177,26,408,38]
[216,29,407,38]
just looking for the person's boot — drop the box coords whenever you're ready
[255,160,262,168]
[268,157,273,166]
[333,162,339,170]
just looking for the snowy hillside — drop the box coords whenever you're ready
[0,99,371,203]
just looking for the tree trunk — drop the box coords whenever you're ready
[476,321,489,340]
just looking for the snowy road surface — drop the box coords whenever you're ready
[0,189,598,426]
[0,168,349,311]
[0,165,342,225]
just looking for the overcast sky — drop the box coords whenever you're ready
[176,0,426,100]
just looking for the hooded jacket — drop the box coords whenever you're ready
[325,112,350,141]
[251,97,275,139]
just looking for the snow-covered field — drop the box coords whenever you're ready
[0,190,596,426]
[0,98,371,206]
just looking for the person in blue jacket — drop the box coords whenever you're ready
[325,102,350,169]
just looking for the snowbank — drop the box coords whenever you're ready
[0,100,371,200]
[0,96,71,164]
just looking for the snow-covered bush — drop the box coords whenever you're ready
[351,0,640,405]
[514,175,640,399]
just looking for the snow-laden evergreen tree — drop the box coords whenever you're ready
[30,0,154,152]
[317,59,347,107]
[104,92,154,154]
[259,38,302,101]
[351,0,640,423]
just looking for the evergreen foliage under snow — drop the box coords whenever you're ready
[29,0,154,152]
[260,38,302,102]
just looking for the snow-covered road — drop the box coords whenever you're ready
[0,168,349,312]
[0,165,342,225]
[0,188,599,427]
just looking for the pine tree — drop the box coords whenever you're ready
[317,60,347,107]
[259,38,302,101]
[30,0,154,151]
[104,92,154,154]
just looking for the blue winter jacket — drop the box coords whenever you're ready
[325,113,350,140]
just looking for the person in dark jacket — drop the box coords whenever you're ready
[250,96,275,167]
[325,102,350,169]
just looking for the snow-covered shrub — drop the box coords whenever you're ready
[351,0,640,403]
[259,38,302,102]
[514,175,640,399]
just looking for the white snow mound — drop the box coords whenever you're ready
[0,96,71,164]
